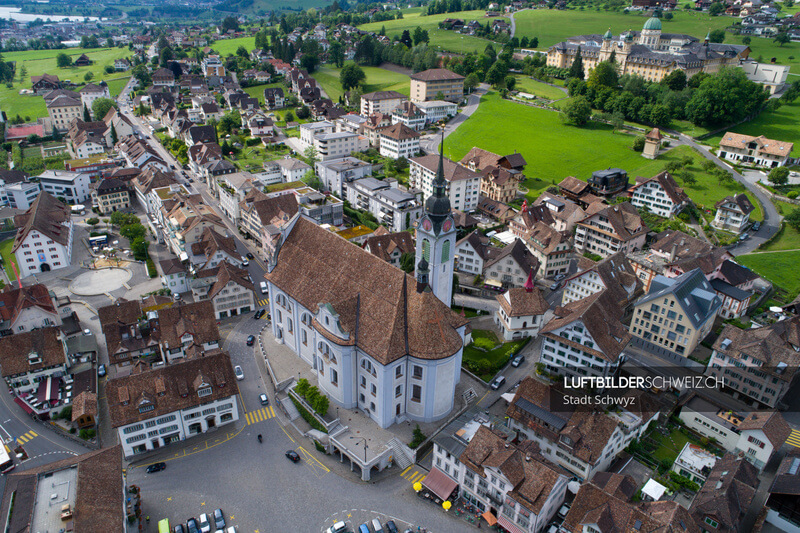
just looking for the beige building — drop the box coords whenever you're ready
[360,90,407,115]
[630,268,721,364]
[191,261,256,319]
[717,132,794,169]
[524,221,572,279]
[574,202,648,259]
[47,93,83,133]
[92,178,131,215]
[480,166,519,204]
[547,18,749,83]
[410,69,465,103]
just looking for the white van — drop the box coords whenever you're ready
[260,282,268,294]
[371,519,384,533]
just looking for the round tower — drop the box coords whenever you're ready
[639,16,662,47]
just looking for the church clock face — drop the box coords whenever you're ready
[421,218,432,232]
[442,219,453,233]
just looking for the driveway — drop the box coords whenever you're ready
[420,86,487,155]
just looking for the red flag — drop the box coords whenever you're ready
[9,258,21,288]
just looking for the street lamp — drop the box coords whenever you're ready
[349,436,367,463]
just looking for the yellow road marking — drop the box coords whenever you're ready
[28,431,37,437]
[280,424,295,443]
[401,465,412,477]
[297,445,330,474]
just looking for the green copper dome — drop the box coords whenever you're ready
[643,16,662,31]
[603,28,613,40]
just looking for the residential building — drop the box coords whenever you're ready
[455,230,495,276]
[0,446,124,533]
[131,168,178,215]
[712,194,754,234]
[574,202,648,259]
[189,227,242,271]
[37,170,92,203]
[275,158,312,183]
[314,131,369,161]
[315,157,372,196]
[540,290,630,379]
[532,193,587,234]
[630,170,690,218]
[99,299,159,365]
[630,269,721,364]
[299,121,335,150]
[562,473,698,533]
[12,192,73,277]
[151,301,221,363]
[495,278,549,341]
[707,318,800,409]
[345,177,422,232]
[672,443,718,484]
[31,73,61,93]
[363,231,415,268]
[4,181,40,210]
[92,178,131,215]
[79,82,111,118]
[360,90,407,115]
[523,222,572,279]
[461,147,527,175]
[546,21,749,82]
[480,166,520,204]
[263,87,285,109]
[557,176,592,205]
[391,101,426,131]
[415,100,458,123]
[264,215,467,429]
[0,170,31,206]
[379,123,420,159]
[717,132,794,168]
[117,136,169,174]
[216,171,257,223]
[506,377,659,480]
[764,451,800,533]
[106,351,238,457]
[409,154,481,212]
[0,327,67,395]
[589,168,629,196]
[0,283,61,335]
[152,68,176,87]
[483,239,540,291]
[293,186,344,226]
[158,191,228,258]
[239,190,298,253]
[732,411,791,470]
[561,252,643,309]
[689,454,758,533]
[191,262,255,319]
[202,55,225,77]
[160,258,189,294]
[46,93,82,133]
[410,68,465,103]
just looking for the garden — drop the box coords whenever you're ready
[462,329,529,382]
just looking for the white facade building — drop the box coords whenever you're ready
[409,155,481,212]
[37,170,92,203]
[630,171,690,218]
[345,177,422,232]
[379,123,420,160]
[6,181,41,210]
[316,157,373,196]
[13,192,74,277]
[299,121,335,150]
[415,100,459,123]
[313,131,368,161]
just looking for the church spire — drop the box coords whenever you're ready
[425,132,451,230]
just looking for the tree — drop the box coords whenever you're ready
[301,169,323,190]
[303,146,318,167]
[83,104,91,122]
[709,29,726,43]
[295,105,310,120]
[505,75,516,91]
[91,98,116,121]
[339,63,366,91]
[769,166,790,185]
[284,110,294,122]
[159,45,173,67]
[485,61,508,88]
[84,71,93,82]
[563,95,592,126]
[701,159,717,172]
[413,26,425,46]
[677,169,696,185]
[587,61,618,89]
[56,52,72,68]
[662,69,687,91]
[236,45,249,58]
[110,122,118,144]
[686,67,767,126]
[300,53,320,73]
[709,2,724,15]
[400,252,415,273]
[18,65,26,84]
[520,36,529,48]
[742,36,751,45]
[464,72,479,93]
[86,217,100,227]
[531,37,539,48]
[774,32,791,47]
[569,47,584,80]
[633,135,647,152]
[786,207,800,232]
[400,29,412,48]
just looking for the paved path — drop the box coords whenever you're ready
[508,8,531,38]
[420,86,487,155]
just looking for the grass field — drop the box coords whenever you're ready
[462,329,528,381]
[738,250,800,297]
[513,76,567,100]
[212,36,257,56]
[358,10,502,54]
[758,201,800,252]
[2,47,132,120]
[703,101,800,157]
[0,238,18,280]
[311,65,410,102]
[242,82,285,105]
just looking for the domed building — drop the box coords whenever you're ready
[546,17,750,82]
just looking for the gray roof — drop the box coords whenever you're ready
[377,188,416,203]
[276,158,311,171]
[353,177,387,192]
[317,157,371,172]
[710,279,752,302]
[514,397,568,431]
[65,334,99,356]
[635,268,722,328]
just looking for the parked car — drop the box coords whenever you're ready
[386,521,399,533]
[213,508,225,529]
[554,273,566,281]
[511,354,525,367]
[490,375,506,390]
[246,335,256,346]
[253,309,265,320]
[285,450,301,462]
[241,256,249,267]
[198,513,211,533]
[173,525,186,533]
[739,232,749,241]
[326,522,348,533]
[550,281,561,291]
[260,281,268,294]
[97,364,106,377]
[752,221,761,231]
[358,525,370,533]
[259,393,269,406]
[246,252,254,259]
[146,462,166,473]
[186,518,200,533]
[234,365,245,380]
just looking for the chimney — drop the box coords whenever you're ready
[670,241,678,262]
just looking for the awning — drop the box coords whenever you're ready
[46,377,60,402]
[497,515,526,533]
[14,397,34,415]
[36,379,49,403]
[482,511,498,526]
[421,467,458,501]
[484,279,503,288]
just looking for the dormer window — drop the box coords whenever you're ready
[560,435,573,447]
[198,386,212,397]
[138,404,155,414]
[28,351,42,365]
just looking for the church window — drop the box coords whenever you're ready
[422,239,430,262]
[441,240,450,262]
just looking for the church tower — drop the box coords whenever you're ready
[415,138,456,307]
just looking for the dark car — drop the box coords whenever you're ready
[286,450,301,462]
[173,525,186,533]
[246,335,256,346]
[259,393,269,406]
[511,354,525,367]
[186,518,199,533]
[246,252,255,259]
[254,309,265,320]
[213,508,225,529]
[146,462,166,473]
[386,520,399,533]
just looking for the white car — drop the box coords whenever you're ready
[198,513,212,533]
[234,366,244,381]
[557,505,570,518]
[326,522,347,533]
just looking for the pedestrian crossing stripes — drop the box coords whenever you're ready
[787,429,800,449]
[245,406,276,425]
[256,299,269,307]
[400,465,427,484]
[16,430,37,445]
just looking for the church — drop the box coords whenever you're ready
[263,151,467,429]
[546,17,750,82]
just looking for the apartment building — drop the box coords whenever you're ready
[391,101,426,131]
[360,90,407,115]
[6,181,42,210]
[689,454,759,533]
[414,100,458,123]
[315,157,372,196]
[574,202,648,258]
[191,262,255,319]
[189,227,242,272]
[495,281,549,341]
[92,178,131,214]
[561,252,642,309]
[299,121,335,150]
[345,177,422,232]
[379,123,420,159]
[12,192,73,277]
[0,284,61,335]
[313,131,369,161]
[410,68,465,103]
[524,222,572,279]
[712,194,755,234]
[630,170,690,218]
[36,170,92,204]
[150,301,221,363]
[409,155,481,212]
[363,232,415,268]
[717,132,794,168]
[47,93,82,132]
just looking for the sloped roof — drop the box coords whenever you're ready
[636,268,722,328]
[12,192,71,252]
[362,90,406,101]
[381,122,420,140]
[0,327,66,377]
[719,132,793,157]
[411,155,480,183]
[736,410,791,449]
[460,147,502,170]
[632,170,689,206]
[411,68,464,81]
[485,239,540,276]
[712,317,800,381]
[150,300,220,353]
[497,287,549,317]
[363,232,415,263]
[689,454,758,533]
[195,261,254,299]
[566,252,643,308]
[579,202,648,243]
[559,176,591,196]
[715,193,754,215]
[0,283,57,326]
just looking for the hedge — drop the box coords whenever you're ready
[289,395,328,433]
[146,258,157,278]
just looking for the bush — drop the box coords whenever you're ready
[289,395,327,433]
[788,191,798,199]
[146,258,157,278]
[79,428,96,440]
[632,135,646,152]
[409,424,426,449]
[472,337,496,350]
[295,378,310,397]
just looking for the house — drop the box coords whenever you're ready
[46,93,82,133]
[160,258,189,294]
[31,73,61,94]
[92,178,131,215]
[189,227,241,272]
[12,192,73,277]
[363,231,415,267]
[114,58,131,71]
[764,451,800,532]
[630,269,721,364]
[561,252,643,309]
[672,443,718,484]
[191,261,255,319]
[712,194,754,234]
[717,132,794,169]
[461,147,527,175]
[523,222,572,279]
[532,193,588,233]
[360,90,407,115]
[409,155,481,212]
[410,68,465,103]
[275,158,312,182]
[0,283,61,335]
[37,170,92,203]
[391,101,426,131]
[483,239,540,290]
[706,317,800,409]
[150,301,221,363]
[117,136,169,175]
[157,190,228,258]
[495,277,549,341]
[74,53,92,66]
[131,168,178,215]
[379,123,420,159]
[689,454,758,533]
[345,177,422,232]
[78,82,110,118]
[263,87,285,109]
[264,215,468,429]
[106,351,238,457]
[202,55,225,77]
[70,390,97,429]
[574,202,648,259]
[152,68,176,87]
[732,410,791,470]
[589,168,629,196]
[315,157,372,196]
[98,299,158,366]
[630,170,690,218]
[480,166,520,204]
[0,446,124,532]
[239,191,298,254]
[0,327,67,396]
[506,377,659,480]
[185,125,217,147]
[414,100,458,124]
[540,290,630,379]
[557,175,591,204]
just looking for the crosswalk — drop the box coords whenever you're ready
[787,429,800,449]
[256,298,269,307]
[401,465,427,485]
[16,430,37,446]
[245,406,276,425]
